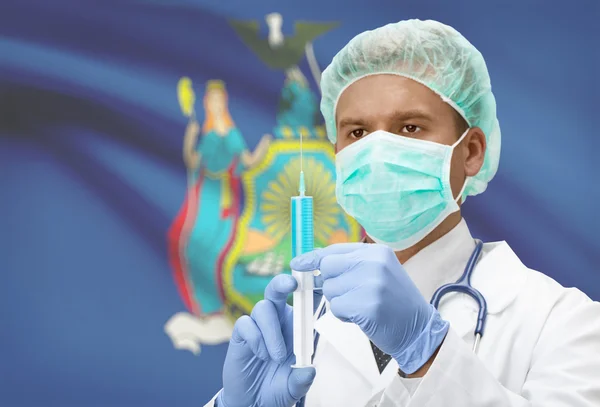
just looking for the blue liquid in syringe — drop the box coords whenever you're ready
[291,171,314,257]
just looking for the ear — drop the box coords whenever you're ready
[463,127,486,177]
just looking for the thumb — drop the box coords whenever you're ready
[288,367,317,401]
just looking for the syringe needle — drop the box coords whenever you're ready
[299,171,306,196]
[299,131,305,196]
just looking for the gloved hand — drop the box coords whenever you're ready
[290,243,449,374]
[218,274,319,407]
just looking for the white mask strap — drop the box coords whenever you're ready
[454,177,469,203]
[450,128,471,203]
[451,128,470,149]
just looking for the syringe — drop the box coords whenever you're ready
[290,146,315,368]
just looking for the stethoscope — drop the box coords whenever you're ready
[430,239,487,354]
[297,239,487,407]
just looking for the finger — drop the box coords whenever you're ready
[329,295,360,323]
[251,300,287,363]
[230,315,270,362]
[288,367,317,401]
[319,252,362,281]
[290,243,369,271]
[321,268,364,300]
[264,274,297,316]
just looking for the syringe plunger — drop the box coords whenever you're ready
[291,270,314,367]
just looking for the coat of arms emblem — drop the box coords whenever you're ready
[164,13,361,355]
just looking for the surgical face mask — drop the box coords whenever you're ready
[335,129,469,251]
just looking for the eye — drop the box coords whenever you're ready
[350,129,368,139]
[402,125,421,133]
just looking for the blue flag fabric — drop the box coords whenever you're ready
[0,1,597,405]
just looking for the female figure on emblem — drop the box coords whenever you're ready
[169,80,271,324]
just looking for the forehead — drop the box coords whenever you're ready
[335,74,453,125]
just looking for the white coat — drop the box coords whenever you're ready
[205,228,600,406]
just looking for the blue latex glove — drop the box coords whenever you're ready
[290,243,449,374]
[218,274,318,407]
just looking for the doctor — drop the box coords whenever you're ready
[206,19,600,407]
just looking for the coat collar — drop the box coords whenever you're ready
[315,222,527,388]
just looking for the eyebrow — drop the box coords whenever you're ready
[337,109,434,128]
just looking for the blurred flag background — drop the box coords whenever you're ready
[0,0,597,405]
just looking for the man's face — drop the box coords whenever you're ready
[335,74,477,201]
